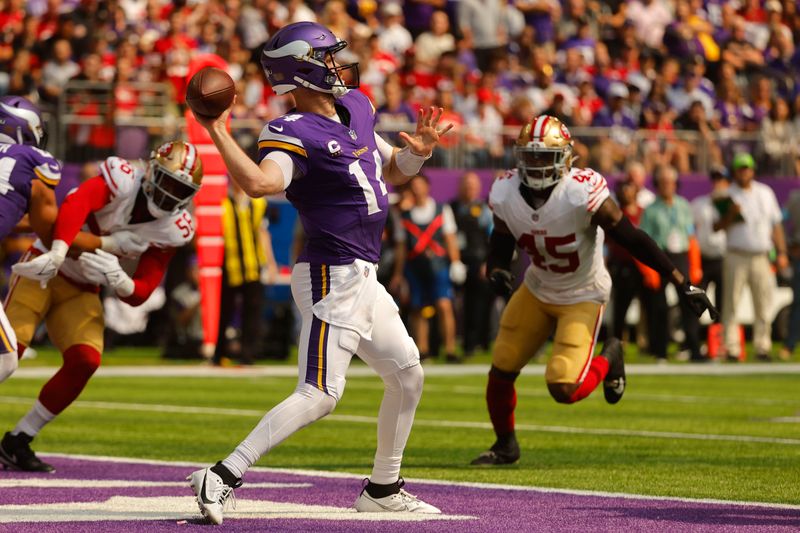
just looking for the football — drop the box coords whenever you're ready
[185,67,235,119]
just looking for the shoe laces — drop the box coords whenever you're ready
[217,480,242,512]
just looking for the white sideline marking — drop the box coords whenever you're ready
[9,363,800,379]
[0,396,798,446]
[0,479,309,489]
[34,453,800,511]
[0,496,475,523]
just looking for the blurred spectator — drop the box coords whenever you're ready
[624,160,656,209]
[414,10,455,72]
[759,97,797,174]
[449,171,493,357]
[403,0,446,40]
[40,38,79,102]
[163,257,204,359]
[608,180,644,342]
[377,3,412,59]
[392,175,463,363]
[457,0,507,73]
[516,0,560,46]
[626,0,673,50]
[639,165,703,361]
[376,79,415,142]
[780,189,800,361]
[714,153,787,361]
[591,82,637,174]
[690,166,730,314]
[674,99,723,169]
[215,180,278,365]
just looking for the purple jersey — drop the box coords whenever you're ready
[0,143,61,239]
[258,90,388,265]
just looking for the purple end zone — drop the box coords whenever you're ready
[1,456,798,533]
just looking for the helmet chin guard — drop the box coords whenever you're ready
[515,115,575,190]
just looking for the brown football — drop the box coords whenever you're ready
[186,67,235,119]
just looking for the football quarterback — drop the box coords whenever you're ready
[187,21,452,524]
[471,116,717,466]
[1,141,202,472]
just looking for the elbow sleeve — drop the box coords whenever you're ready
[487,231,516,272]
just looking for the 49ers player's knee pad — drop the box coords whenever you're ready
[493,287,554,373]
[545,302,604,384]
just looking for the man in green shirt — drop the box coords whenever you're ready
[639,166,703,361]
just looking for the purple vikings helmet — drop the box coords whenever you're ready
[0,96,47,148]
[261,22,359,96]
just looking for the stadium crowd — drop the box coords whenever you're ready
[1,0,800,174]
[1,0,799,363]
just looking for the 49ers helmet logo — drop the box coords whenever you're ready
[156,142,173,158]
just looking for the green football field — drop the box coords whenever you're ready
[1,351,799,506]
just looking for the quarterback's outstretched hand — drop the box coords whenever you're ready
[488,269,515,299]
[11,240,68,288]
[682,283,719,320]
[399,106,454,157]
[79,249,135,297]
[101,230,149,258]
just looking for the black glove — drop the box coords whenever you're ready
[682,283,719,320]
[489,269,515,298]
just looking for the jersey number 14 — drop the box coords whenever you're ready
[518,233,579,273]
[349,149,387,215]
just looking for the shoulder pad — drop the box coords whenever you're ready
[29,147,61,188]
[258,118,307,158]
[489,170,518,210]
[568,168,609,213]
[100,157,137,198]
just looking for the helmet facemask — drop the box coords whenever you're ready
[515,144,573,190]
[142,141,202,218]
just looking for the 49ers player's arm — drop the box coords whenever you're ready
[50,176,142,257]
[592,198,686,286]
[120,246,175,306]
[485,215,517,297]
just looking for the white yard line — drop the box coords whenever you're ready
[9,363,800,379]
[34,453,800,511]
[0,395,797,446]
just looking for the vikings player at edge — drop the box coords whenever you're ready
[471,115,718,466]
[186,21,453,524]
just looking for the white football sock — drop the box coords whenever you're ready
[222,383,337,478]
[370,363,424,485]
[12,400,55,437]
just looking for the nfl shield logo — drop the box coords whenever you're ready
[348,129,357,140]
[532,214,539,222]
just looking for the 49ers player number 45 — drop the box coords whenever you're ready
[472,116,717,466]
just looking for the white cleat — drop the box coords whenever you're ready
[187,467,241,525]
[354,479,441,514]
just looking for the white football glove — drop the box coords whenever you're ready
[78,249,135,297]
[449,260,467,285]
[100,230,149,258]
[11,240,69,288]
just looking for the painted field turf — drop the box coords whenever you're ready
[1,366,798,508]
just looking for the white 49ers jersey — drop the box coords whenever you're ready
[35,156,195,284]
[489,167,612,305]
